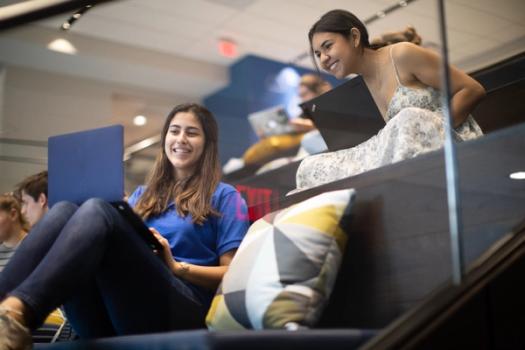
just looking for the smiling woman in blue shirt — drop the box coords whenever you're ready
[0,103,249,348]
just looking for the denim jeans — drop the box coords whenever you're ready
[0,199,205,337]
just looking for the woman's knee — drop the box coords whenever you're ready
[72,199,116,232]
[78,198,111,216]
[51,201,79,213]
[40,201,78,225]
[394,107,431,124]
[390,108,442,135]
[70,199,114,223]
[80,198,123,226]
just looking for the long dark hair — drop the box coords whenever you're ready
[134,103,221,225]
[308,9,376,71]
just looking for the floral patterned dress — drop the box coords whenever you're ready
[295,48,483,191]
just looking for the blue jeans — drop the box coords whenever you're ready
[0,199,205,337]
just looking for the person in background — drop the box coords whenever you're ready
[15,171,48,228]
[249,74,334,175]
[370,25,422,48]
[14,170,78,343]
[0,194,29,272]
[291,74,333,157]
[298,74,332,102]
[295,9,484,190]
[0,103,249,349]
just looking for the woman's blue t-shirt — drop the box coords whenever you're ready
[127,182,249,307]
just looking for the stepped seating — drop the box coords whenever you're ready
[363,219,525,349]
[245,123,525,330]
[35,122,525,349]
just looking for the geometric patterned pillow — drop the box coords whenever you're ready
[206,189,355,330]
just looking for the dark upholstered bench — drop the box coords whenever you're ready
[35,329,377,350]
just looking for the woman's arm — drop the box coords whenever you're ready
[393,42,486,127]
[149,228,235,290]
[171,251,235,290]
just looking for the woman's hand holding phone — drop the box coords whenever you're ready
[149,228,175,268]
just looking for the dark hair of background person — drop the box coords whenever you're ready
[14,171,48,201]
[371,25,421,48]
[134,103,221,225]
[0,193,30,232]
[299,74,332,96]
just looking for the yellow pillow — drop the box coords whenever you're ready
[243,133,304,165]
[206,189,355,330]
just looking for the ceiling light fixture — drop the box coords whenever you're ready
[364,0,417,23]
[133,115,147,126]
[47,38,77,55]
[509,171,525,180]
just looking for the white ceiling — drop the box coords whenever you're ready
[36,0,525,70]
[0,0,524,147]
[2,0,523,100]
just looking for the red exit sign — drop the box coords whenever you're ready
[235,185,280,221]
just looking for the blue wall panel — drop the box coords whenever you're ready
[204,54,339,165]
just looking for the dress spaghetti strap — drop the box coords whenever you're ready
[389,46,402,86]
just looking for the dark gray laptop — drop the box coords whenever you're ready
[300,75,385,151]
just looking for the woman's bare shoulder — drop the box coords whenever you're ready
[390,42,424,62]
[391,42,440,74]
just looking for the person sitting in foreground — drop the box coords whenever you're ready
[0,103,249,349]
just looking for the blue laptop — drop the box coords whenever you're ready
[48,125,162,251]
[48,125,124,207]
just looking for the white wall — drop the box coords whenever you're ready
[0,64,189,194]
[3,65,113,140]
[0,65,113,193]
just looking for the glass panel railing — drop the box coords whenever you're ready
[438,0,525,274]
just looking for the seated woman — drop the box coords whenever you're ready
[296,10,485,190]
[0,103,249,348]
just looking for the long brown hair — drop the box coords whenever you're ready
[133,103,221,225]
[0,193,30,232]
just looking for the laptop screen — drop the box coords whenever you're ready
[300,75,385,152]
[247,105,293,139]
[48,125,124,207]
